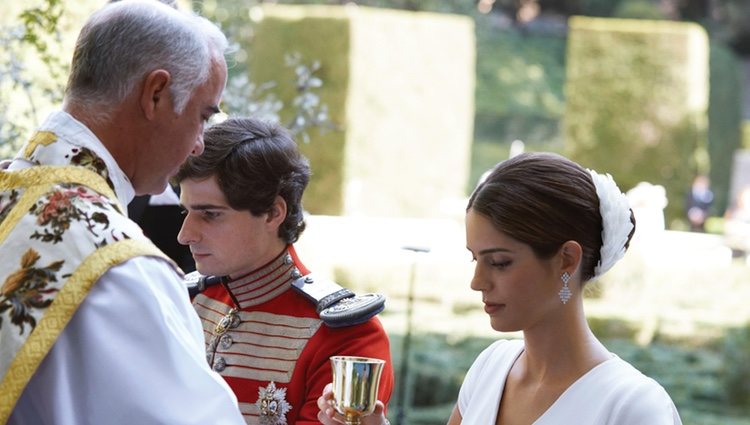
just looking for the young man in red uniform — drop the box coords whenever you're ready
[175,117,394,425]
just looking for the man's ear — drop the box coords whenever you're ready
[266,196,288,227]
[140,69,171,120]
[559,240,583,276]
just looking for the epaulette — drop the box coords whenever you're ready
[183,272,385,328]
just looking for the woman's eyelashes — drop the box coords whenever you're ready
[489,258,512,269]
[468,252,512,270]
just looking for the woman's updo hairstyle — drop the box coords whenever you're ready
[467,152,635,283]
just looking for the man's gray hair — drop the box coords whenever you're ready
[64,0,227,119]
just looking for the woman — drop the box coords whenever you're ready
[317,152,681,424]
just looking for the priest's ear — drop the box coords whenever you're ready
[140,69,171,120]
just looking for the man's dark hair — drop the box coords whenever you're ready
[175,117,311,243]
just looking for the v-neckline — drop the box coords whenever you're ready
[494,340,617,425]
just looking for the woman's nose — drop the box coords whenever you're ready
[469,265,489,292]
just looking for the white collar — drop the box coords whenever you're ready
[34,111,136,207]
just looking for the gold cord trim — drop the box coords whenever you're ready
[0,239,168,423]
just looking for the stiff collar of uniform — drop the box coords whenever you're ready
[34,111,135,207]
[224,245,310,310]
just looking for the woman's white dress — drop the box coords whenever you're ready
[457,339,682,424]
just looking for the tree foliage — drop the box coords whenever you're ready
[0,0,67,157]
[0,0,333,160]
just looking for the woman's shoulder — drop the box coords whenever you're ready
[478,338,523,355]
[599,355,667,390]
[588,356,681,423]
[458,339,525,413]
[470,338,524,369]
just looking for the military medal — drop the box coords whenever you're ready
[256,381,292,425]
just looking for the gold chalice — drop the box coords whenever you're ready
[330,356,386,425]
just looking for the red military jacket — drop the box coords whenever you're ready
[193,245,394,425]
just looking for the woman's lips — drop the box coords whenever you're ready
[484,303,505,314]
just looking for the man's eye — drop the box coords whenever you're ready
[201,211,219,220]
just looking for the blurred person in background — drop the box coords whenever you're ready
[685,174,714,232]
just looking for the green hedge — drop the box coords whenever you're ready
[471,28,567,189]
[564,16,709,225]
[240,5,476,218]
[708,42,743,215]
[246,10,350,215]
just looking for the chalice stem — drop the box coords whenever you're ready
[345,413,361,425]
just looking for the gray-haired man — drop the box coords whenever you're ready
[0,1,245,423]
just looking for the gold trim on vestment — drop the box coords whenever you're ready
[0,184,50,247]
[0,239,168,423]
[22,131,58,159]
[0,166,121,247]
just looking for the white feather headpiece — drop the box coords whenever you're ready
[588,169,634,278]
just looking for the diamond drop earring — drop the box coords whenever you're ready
[559,271,572,304]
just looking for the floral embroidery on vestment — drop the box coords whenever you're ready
[29,184,118,246]
[0,249,64,334]
[0,189,20,223]
[0,121,175,424]
[0,131,136,356]
[68,148,114,190]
